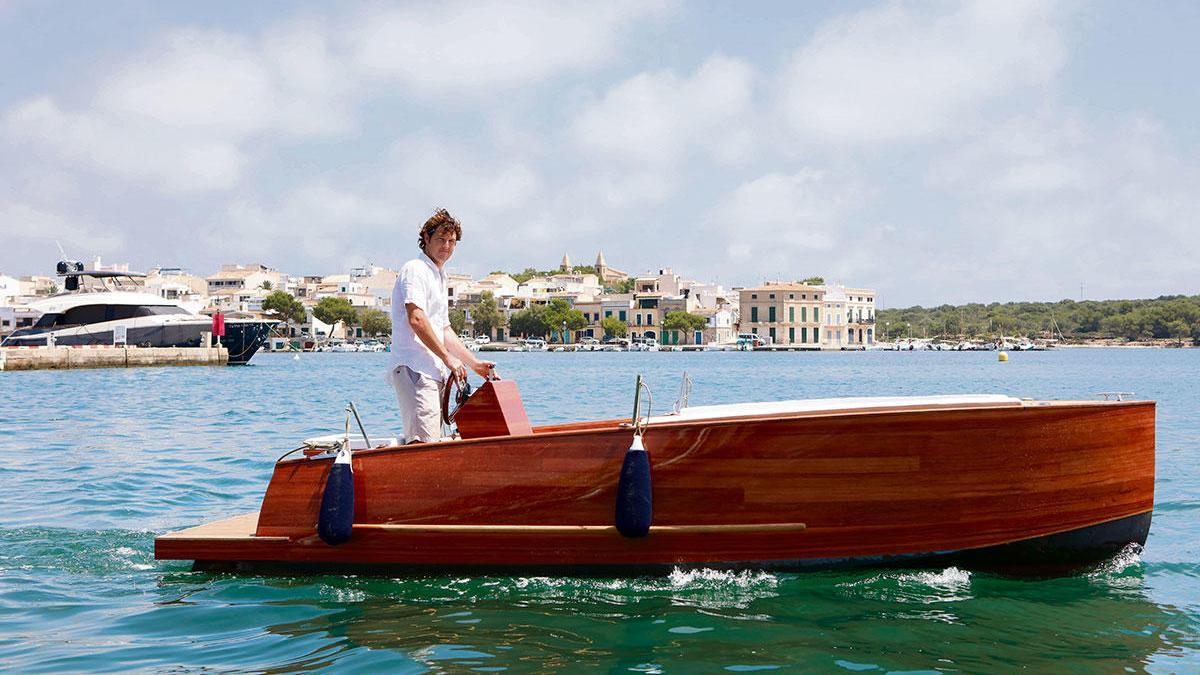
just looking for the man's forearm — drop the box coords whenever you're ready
[407,306,451,363]
[444,330,477,365]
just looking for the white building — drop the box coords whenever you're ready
[353,266,400,307]
[634,268,683,296]
[0,274,41,336]
[819,284,876,349]
[144,267,209,313]
[206,263,281,295]
[700,307,735,345]
[0,274,19,303]
[208,288,269,313]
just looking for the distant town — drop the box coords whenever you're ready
[0,252,878,350]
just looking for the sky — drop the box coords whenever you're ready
[1,0,1197,308]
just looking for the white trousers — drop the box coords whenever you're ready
[389,365,443,443]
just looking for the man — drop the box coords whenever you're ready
[389,209,494,443]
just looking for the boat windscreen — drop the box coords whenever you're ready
[137,306,190,316]
[34,313,61,328]
[58,304,190,325]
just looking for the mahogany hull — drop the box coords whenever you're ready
[156,400,1155,574]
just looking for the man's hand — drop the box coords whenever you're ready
[444,354,468,383]
[471,359,496,379]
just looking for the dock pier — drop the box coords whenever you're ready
[1,345,229,371]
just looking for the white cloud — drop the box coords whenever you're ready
[262,18,358,137]
[571,55,758,166]
[347,0,677,96]
[778,0,1067,143]
[4,97,245,193]
[218,182,399,267]
[97,24,354,138]
[96,30,275,134]
[3,20,358,196]
[386,134,542,214]
[0,202,123,254]
[926,113,1096,198]
[574,168,675,209]
[919,112,1200,300]
[710,169,863,252]
[1,21,360,193]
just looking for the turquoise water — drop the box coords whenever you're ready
[2,349,1198,671]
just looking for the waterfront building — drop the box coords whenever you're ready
[682,280,730,311]
[292,275,325,299]
[819,284,877,349]
[445,272,474,306]
[476,273,519,297]
[20,275,59,298]
[208,288,270,313]
[628,292,664,342]
[635,267,733,314]
[737,282,827,348]
[701,307,736,345]
[353,266,400,307]
[0,273,19,303]
[206,263,282,296]
[635,268,683,296]
[600,294,634,332]
[573,298,602,339]
[315,274,379,308]
[0,273,40,336]
[548,271,602,296]
[0,304,39,336]
[144,267,209,313]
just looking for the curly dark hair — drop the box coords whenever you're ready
[418,208,462,252]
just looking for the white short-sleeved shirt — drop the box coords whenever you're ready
[390,252,450,381]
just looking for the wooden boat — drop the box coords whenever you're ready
[156,378,1155,575]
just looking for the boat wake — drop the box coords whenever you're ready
[839,566,973,604]
[1087,542,1144,580]
[667,567,780,591]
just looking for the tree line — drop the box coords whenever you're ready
[262,291,390,337]
[876,295,1200,344]
[452,292,710,342]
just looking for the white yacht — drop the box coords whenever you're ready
[1,262,275,364]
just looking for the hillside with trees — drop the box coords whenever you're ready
[876,295,1200,344]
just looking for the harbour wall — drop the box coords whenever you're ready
[0,345,228,371]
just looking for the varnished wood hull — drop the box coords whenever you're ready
[156,399,1155,574]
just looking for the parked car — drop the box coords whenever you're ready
[736,332,765,349]
[630,336,660,352]
[519,338,548,351]
[601,337,629,351]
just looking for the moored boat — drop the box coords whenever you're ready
[156,379,1155,575]
[3,263,275,364]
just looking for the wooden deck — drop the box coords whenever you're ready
[157,513,276,541]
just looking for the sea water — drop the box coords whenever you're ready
[1,349,1197,671]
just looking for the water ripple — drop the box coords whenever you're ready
[0,350,1197,670]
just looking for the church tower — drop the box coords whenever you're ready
[595,251,607,281]
[560,253,571,273]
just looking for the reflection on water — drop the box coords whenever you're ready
[136,553,1192,672]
